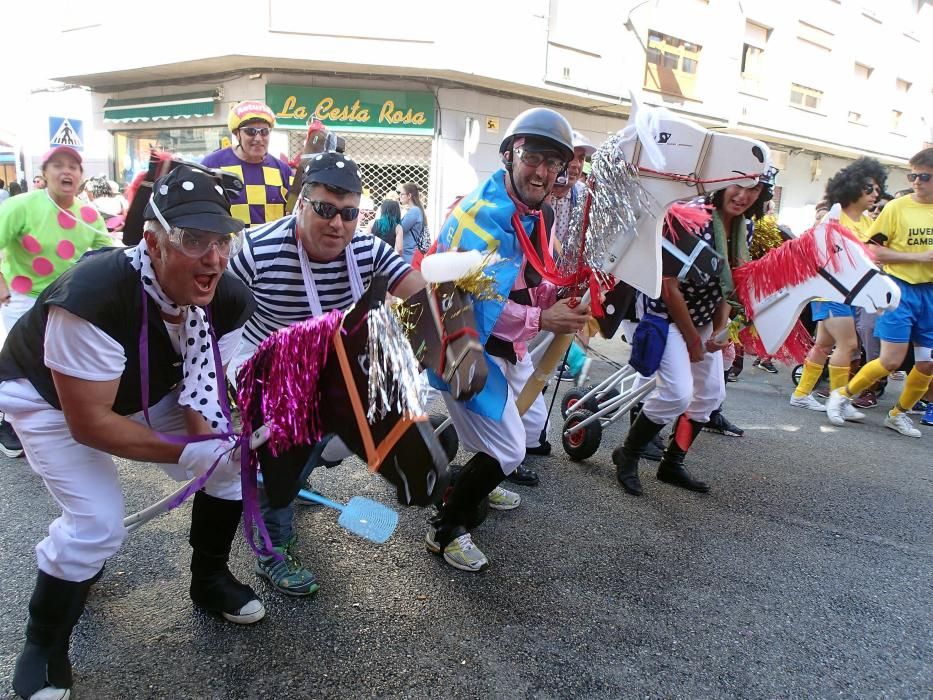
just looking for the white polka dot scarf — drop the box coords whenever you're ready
[126,243,230,433]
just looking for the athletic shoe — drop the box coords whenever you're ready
[814,387,831,400]
[890,371,906,381]
[921,403,933,426]
[703,411,744,437]
[841,402,865,422]
[725,370,739,383]
[488,486,521,511]
[825,389,849,426]
[0,420,24,458]
[851,391,878,409]
[255,537,319,597]
[440,533,489,572]
[755,359,779,374]
[790,393,826,411]
[907,400,929,415]
[884,412,921,438]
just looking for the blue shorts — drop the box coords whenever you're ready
[874,278,933,347]
[810,301,855,321]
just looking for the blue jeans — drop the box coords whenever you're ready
[259,436,332,547]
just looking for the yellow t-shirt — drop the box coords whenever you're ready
[865,195,933,284]
[839,210,873,239]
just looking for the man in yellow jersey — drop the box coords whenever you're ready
[826,148,933,437]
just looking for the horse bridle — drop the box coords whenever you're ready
[817,266,880,305]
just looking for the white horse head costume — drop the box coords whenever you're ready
[583,96,774,299]
[734,204,901,354]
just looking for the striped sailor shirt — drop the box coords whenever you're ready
[229,215,411,348]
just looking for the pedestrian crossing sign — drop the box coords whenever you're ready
[49,117,84,150]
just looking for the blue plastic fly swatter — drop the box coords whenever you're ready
[298,490,399,544]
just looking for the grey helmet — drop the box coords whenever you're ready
[499,108,574,162]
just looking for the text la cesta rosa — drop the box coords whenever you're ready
[276,96,427,126]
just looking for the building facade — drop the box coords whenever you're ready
[38,0,932,233]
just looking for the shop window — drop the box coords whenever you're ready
[891,110,903,132]
[113,127,227,186]
[644,31,702,100]
[790,83,824,111]
[848,111,863,124]
[289,130,433,231]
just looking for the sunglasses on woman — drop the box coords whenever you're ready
[239,126,270,137]
[907,172,932,183]
[303,198,360,221]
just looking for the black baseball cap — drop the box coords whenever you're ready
[144,164,244,234]
[302,152,362,194]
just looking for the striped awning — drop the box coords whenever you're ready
[103,90,218,122]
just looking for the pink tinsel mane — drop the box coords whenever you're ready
[733,220,875,320]
[664,201,712,243]
[236,311,345,456]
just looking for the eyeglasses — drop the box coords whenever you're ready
[167,227,243,259]
[515,147,566,174]
[303,198,359,222]
[863,183,880,194]
[239,126,270,137]
[397,190,408,197]
[907,172,932,183]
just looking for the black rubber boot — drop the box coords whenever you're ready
[629,403,665,462]
[433,452,505,550]
[13,569,98,700]
[657,414,710,493]
[612,412,666,496]
[189,491,265,625]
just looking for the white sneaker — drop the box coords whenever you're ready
[825,389,849,426]
[790,393,825,411]
[890,371,906,381]
[884,412,922,438]
[841,402,865,422]
[442,533,489,572]
[488,486,521,510]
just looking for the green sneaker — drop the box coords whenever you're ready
[488,486,521,511]
[255,536,319,597]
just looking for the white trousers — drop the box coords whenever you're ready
[641,323,726,425]
[442,353,548,475]
[1,291,36,334]
[0,381,240,582]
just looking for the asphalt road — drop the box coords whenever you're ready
[1,339,930,699]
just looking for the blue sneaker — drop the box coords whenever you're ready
[922,402,933,427]
[908,399,928,415]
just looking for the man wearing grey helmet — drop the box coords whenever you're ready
[0,163,262,700]
[227,150,428,597]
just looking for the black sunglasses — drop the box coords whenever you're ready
[304,198,359,221]
[907,172,931,183]
[863,183,880,194]
[240,126,270,137]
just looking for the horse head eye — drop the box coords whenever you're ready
[751,146,764,163]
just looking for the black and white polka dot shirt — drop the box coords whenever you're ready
[641,216,754,327]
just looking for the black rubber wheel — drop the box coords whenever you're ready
[791,364,803,386]
[560,387,591,418]
[430,414,459,464]
[562,409,602,461]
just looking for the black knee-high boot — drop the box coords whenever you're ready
[613,412,666,496]
[13,569,98,699]
[628,402,665,462]
[657,414,710,493]
[189,491,265,624]
[432,452,505,550]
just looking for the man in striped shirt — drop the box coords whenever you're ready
[228,151,426,597]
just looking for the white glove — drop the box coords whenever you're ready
[179,437,240,482]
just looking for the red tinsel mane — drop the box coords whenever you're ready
[733,220,875,319]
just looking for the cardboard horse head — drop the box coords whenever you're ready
[597,97,773,299]
[239,275,451,509]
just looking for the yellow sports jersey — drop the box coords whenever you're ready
[866,195,933,284]
[839,210,873,239]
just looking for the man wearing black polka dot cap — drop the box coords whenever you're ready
[0,162,264,699]
[227,148,429,596]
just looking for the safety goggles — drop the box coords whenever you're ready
[515,147,566,174]
[907,172,932,183]
[303,198,360,222]
[167,227,243,259]
[240,126,271,137]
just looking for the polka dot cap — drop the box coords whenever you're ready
[124,243,229,433]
